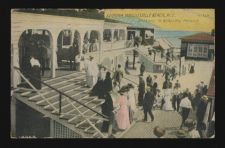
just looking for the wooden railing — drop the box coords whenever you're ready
[13,66,109,138]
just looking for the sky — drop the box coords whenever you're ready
[104,9,215,32]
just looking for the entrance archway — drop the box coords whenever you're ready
[57,30,81,70]
[89,30,100,53]
[18,29,53,81]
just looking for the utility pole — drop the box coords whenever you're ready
[179,56,181,76]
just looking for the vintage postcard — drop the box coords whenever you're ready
[10,9,215,138]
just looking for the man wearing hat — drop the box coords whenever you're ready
[179,93,192,129]
[84,56,98,88]
[196,95,208,137]
[113,64,124,88]
[138,76,145,106]
[143,86,155,122]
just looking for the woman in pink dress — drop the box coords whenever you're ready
[115,87,131,130]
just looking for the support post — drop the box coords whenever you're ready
[179,56,181,76]
[10,95,16,138]
[51,31,59,78]
[59,93,62,115]
[50,119,54,138]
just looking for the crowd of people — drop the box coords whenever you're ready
[82,56,214,138]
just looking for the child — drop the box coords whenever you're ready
[186,120,200,138]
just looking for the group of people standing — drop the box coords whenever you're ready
[89,64,137,135]
[137,73,158,122]
[82,56,213,138]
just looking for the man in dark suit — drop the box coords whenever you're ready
[196,95,208,138]
[140,62,145,76]
[162,79,172,89]
[143,87,155,122]
[38,40,48,76]
[138,76,145,106]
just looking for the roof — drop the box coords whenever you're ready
[179,33,214,44]
[207,67,215,98]
[14,9,105,20]
[106,16,159,29]
[153,38,173,50]
[104,18,129,24]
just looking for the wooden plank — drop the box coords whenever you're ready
[60,97,100,118]
[34,84,85,104]
[41,87,92,109]
[68,102,102,123]
[44,72,82,83]
[41,75,85,90]
[57,95,93,116]
[14,93,85,137]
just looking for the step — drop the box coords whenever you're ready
[45,72,83,85]
[41,74,85,90]
[29,79,85,101]
[32,85,88,104]
[36,84,83,101]
[40,90,93,109]
[68,107,102,124]
[58,97,99,115]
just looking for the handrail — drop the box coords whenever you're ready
[14,66,109,120]
[104,66,138,86]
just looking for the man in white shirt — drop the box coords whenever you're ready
[85,56,98,88]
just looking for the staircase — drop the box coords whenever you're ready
[13,71,108,138]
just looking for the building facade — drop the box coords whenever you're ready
[180,33,215,60]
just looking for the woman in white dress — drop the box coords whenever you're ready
[111,81,120,107]
[127,83,137,123]
[162,89,173,111]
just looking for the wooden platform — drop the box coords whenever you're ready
[13,71,107,138]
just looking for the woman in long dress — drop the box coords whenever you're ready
[115,88,131,130]
[101,72,113,133]
[127,83,137,123]
[29,56,42,90]
[111,81,120,107]
[162,89,173,111]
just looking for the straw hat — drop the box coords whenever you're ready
[118,86,129,94]
[201,95,208,102]
[127,83,134,88]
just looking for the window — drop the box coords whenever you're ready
[145,30,153,39]
[203,47,208,57]
[199,47,203,56]
[113,30,119,41]
[90,31,99,43]
[187,44,193,57]
[209,45,214,50]
[62,30,72,46]
[103,29,112,42]
[127,31,135,40]
[119,30,125,40]
[194,47,198,53]
[84,32,89,43]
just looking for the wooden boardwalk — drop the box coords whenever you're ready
[13,71,107,138]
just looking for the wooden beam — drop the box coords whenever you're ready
[14,93,85,138]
